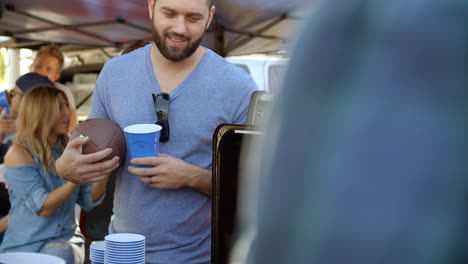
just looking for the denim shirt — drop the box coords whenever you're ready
[0,144,104,252]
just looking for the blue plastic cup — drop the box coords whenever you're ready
[124,124,162,167]
[0,91,9,107]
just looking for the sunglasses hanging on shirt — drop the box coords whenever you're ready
[152,92,170,142]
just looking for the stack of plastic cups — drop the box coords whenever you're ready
[104,233,145,264]
[89,241,105,264]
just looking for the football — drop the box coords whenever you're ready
[70,118,126,166]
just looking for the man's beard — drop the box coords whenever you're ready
[152,23,205,62]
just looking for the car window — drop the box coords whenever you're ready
[268,64,288,94]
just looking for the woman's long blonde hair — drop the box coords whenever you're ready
[13,85,69,173]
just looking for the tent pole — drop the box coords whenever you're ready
[212,17,226,57]
[225,14,288,54]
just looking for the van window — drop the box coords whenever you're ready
[268,64,287,94]
[234,64,250,74]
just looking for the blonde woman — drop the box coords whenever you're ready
[0,86,108,264]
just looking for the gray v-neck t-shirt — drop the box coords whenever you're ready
[88,44,258,263]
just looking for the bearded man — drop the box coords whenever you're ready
[55,0,258,263]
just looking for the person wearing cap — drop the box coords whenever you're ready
[0,72,54,155]
[0,73,55,242]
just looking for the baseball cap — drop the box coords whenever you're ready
[15,72,55,93]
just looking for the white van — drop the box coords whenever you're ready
[226,54,289,94]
